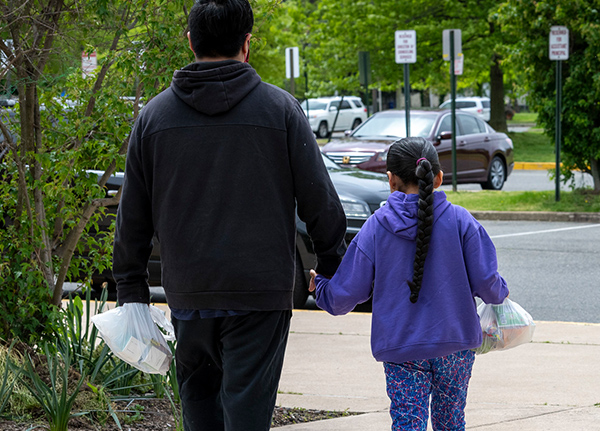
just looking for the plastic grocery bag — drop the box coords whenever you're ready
[91,303,175,374]
[475,298,535,355]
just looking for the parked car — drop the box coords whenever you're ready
[321,109,514,190]
[0,99,16,108]
[439,97,490,122]
[90,153,390,308]
[301,96,368,138]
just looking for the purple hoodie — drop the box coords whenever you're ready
[314,191,508,364]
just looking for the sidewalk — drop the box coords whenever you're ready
[275,310,600,430]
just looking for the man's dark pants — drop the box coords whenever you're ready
[172,310,292,431]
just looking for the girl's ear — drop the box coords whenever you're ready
[387,171,398,192]
[433,171,444,189]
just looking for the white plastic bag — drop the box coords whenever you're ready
[91,303,175,374]
[475,298,535,355]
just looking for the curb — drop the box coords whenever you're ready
[514,161,556,170]
[470,210,600,223]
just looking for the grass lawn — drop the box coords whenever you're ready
[508,129,555,163]
[445,189,600,212]
[508,112,538,124]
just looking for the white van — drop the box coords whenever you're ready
[301,96,368,138]
[439,97,490,122]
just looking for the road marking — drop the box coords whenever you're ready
[490,224,600,239]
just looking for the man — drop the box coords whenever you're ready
[112,0,347,430]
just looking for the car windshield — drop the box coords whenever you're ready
[352,113,437,138]
[300,100,328,111]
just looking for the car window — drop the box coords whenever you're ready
[329,101,340,109]
[352,113,436,138]
[340,100,352,110]
[436,114,460,136]
[458,114,485,135]
[482,100,490,108]
[301,100,328,110]
[351,99,364,108]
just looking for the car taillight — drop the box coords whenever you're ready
[363,108,367,113]
[477,108,483,113]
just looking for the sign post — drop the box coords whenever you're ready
[285,47,300,97]
[443,29,462,192]
[395,30,416,137]
[549,26,568,202]
[358,51,371,116]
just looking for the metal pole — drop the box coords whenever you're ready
[555,60,562,202]
[450,30,457,192]
[404,63,410,137]
[305,68,309,119]
[328,95,344,143]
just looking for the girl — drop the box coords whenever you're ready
[309,137,509,430]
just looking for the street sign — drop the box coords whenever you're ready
[358,51,371,87]
[549,26,569,60]
[442,29,462,61]
[453,53,464,75]
[285,47,300,79]
[395,30,416,64]
[549,26,568,201]
[81,50,97,78]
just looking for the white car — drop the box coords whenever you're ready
[301,96,368,138]
[439,97,490,122]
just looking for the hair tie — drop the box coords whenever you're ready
[416,157,427,166]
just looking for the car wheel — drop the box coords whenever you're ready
[293,253,309,309]
[481,156,506,190]
[317,121,329,138]
[352,118,362,129]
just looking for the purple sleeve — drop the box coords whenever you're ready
[464,225,509,304]
[314,240,374,315]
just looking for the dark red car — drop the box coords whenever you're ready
[321,109,514,190]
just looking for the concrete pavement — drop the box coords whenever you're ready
[275,310,600,430]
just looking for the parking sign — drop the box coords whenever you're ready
[549,26,569,60]
[395,30,416,64]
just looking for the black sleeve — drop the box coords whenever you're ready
[112,118,154,305]
[287,101,347,276]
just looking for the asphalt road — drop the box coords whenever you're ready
[481,220,600,324]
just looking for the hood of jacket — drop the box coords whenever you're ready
[374,191,451,240]
[171,60,262,116]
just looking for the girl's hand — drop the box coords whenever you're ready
[308,269,317,292]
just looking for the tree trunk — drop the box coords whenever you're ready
[591,157,600,193]
[489,53,508,133]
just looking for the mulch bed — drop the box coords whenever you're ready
[0,398,359,429]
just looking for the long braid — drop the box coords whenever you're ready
[386,137,441,304]
[407,159,435,303]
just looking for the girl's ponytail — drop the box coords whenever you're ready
[407,158,435,303]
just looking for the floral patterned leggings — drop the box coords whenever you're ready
[384,350,475,431]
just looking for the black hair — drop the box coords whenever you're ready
[188,0,253,59]
[386,137,441,303]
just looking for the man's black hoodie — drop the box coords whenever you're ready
[113,60,347,310]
